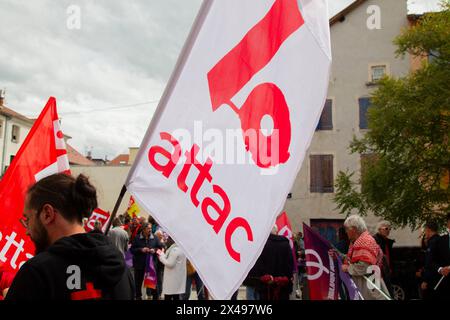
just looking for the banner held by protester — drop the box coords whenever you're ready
[276,211,298,273]
[0,97,70,273]
[303,223,339,300]
[84,208,111,233]
[124,0,331,299]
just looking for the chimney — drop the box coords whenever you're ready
[0,89,5,107]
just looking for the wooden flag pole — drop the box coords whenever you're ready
[104,185,127,236]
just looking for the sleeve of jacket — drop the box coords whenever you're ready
[130,237,143,255]
[5,263,47,300]
[348,261,370,277]
[123,235,129,256]
[151,237,163,250]
[159,248,180,269]
[424,238,441,283]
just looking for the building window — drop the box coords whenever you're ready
[11,125,20,143]
[316,99,333,131]
[371,65,386,82]
[310,219,345,246]
[0,119,3,139]
[310,155,334,193]
[287,193,292,199]
[359,97,372,129]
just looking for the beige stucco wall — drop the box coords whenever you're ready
[0,115,31,173]
[71,165,150,218]
[128,147,139,165]
[283,0,421,247]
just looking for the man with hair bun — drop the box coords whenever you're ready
[5,173,134,300]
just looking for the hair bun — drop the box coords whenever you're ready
[72,174,98,219]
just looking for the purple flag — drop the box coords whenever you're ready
[337,255,363,300]
[303,223,339,300]
[143,254,157,289]
[125,249,133,269]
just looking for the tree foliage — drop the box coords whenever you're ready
[334,2,450,229]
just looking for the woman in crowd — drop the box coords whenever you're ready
[157,237,186,300]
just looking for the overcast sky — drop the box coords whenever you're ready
[0,0,442,159]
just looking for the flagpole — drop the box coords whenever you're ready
[434,275,445,291]
[104,185,127,235]
[363,275,392,300]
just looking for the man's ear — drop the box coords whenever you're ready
[40,204,57,226]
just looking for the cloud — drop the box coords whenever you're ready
[0,0,202,159]
[2,0,440,159]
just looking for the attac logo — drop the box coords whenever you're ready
[207,0,304,168]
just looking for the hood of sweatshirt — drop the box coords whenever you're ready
[47,233,125,288]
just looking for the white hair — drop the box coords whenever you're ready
[271,224,278,235]
[344,215,367,234]
[376,220,391,231]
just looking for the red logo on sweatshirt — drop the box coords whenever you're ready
[70,282,102,300]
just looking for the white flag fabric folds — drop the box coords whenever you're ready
[126,0,331,299]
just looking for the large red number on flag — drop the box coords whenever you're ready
[207,0,304,168]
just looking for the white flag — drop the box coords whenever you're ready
[126,0,331,299]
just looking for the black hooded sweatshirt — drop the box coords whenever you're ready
[5,233,134,300]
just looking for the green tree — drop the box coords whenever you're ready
[334,2,450,229]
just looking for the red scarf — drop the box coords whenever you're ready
[348,231,383,267]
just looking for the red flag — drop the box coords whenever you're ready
[0,97,70,273]
[276,212,298,273]
[84,208,111,233]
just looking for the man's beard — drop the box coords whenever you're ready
[31,220,51,255]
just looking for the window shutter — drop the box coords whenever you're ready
[310,155,322,192]
[322,155,334,193]
[359,98,371,129]
[311,155,334,193]
[316,99,333,131]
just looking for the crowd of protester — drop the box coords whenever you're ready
[101,214,207,300]
[0,173,449,301]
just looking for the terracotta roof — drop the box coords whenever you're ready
[0,104,34,124]
[109,154,129,166]
[330,0,368,26]
[66,143,95,166]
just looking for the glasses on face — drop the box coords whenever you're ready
[19,216,29,229]
[382,227,391,231]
